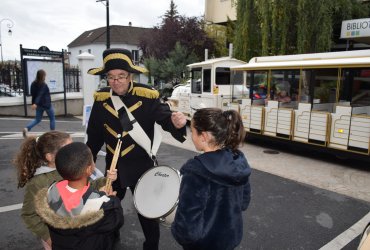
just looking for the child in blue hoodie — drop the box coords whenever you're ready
[171,108,251,250]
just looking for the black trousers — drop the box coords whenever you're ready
[113,181,160,250]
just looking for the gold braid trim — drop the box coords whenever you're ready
[121,144,135,157]
[88,68,104,75]
[132,87,159,99]
[106,144,115,155]
[94,92,110,101]
[104,53,148,73]
[103,103,118,118]
[104,124,129,139]
[128,101,142,112]
[104,124,117,138]
[107,144,135,157]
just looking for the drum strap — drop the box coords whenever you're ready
[110,89,162,163]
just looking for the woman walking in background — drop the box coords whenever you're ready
[23,69,55,138]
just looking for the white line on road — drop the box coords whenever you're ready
[0,117,82,123]
[0,203,23,213]
[0,132,85,139]
[319,211,370,250]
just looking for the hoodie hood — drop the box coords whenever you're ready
[35,188,104,231]
[181,148,251,186]
[34,165,56,176]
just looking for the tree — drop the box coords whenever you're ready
[296,0,333,53]
[143,56,163,84]
[140,0,216,83]
[234,0,260,61]
[204,23,230,57]
[160,42,198,83]
[140,0,181,60]
[225,17,236,48]
[233,0,370,61]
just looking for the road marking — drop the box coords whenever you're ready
[0,132,85,139]
[0,203,23,213]
[0,117,82,123]
[319,211,370,250]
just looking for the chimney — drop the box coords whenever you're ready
[229,43,233,58]
[205,49,208,61]
[129,22,132,26]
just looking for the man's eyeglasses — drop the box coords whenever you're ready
[106,74,130,83]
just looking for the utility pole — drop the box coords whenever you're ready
[0,18,15,63]
[96,0,110,49]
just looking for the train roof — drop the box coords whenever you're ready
[231,49,370,70]
[187,57,245,68]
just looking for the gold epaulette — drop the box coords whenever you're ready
[94,91,110,101]
[132,87,159,99]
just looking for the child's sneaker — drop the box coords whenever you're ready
[22,128,28,138]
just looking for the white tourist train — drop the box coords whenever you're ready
[168,50,370,159]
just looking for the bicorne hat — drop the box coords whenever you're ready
[87,48,147,75]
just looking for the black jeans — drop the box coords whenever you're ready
[113,181,160,250]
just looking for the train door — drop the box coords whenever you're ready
[189,67,217,115]
[294,68,336,145]
[244,71,269,132]
[332,68,370,153]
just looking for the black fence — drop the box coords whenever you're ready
[0,63,23,97]
[65,67,80,92]
[0,63,81,97]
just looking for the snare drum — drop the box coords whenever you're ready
[134,166,181,226]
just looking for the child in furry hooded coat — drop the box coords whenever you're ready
[35,142,123,250]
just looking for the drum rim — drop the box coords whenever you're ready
[133,165,181,219]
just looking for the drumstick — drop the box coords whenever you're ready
[105,139,122,194]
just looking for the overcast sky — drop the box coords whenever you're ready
[0,0,205,61]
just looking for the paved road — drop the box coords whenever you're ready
[0,116,369,249]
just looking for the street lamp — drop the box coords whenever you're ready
[96,0,110,49]
[0,18,15,63]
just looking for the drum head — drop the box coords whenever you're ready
[134,166,180,219]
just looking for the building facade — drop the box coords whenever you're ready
[68,25,153,84]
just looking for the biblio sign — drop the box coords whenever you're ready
[341,18,370,39]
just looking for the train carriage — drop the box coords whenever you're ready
[232,50,370,159]
[168,50,370,160]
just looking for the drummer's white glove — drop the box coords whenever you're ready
[171,112,187,129]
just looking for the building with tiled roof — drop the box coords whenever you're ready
[67,24,153,83]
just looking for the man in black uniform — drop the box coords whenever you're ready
[86,48,187,250]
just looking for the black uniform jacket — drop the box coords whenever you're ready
[86,82,186,187]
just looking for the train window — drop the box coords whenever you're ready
[247,71,268,103]
[300,70,312,103]
[191,68,202,94]
[231,71,248,99]
[215,67,230,85]
[231,70,244,85]
[203,69,211,92]
[270,70,299,105]
[341,68,370,106]
[313,68,338,104]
